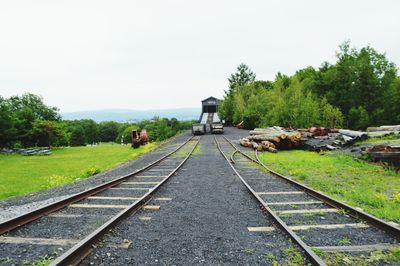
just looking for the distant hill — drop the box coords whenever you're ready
[61,108,200,122]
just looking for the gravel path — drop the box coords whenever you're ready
[81,131,302,265]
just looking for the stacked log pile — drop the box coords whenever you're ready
[240,127,302,152]
[366,125,400,138]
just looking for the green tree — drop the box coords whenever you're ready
[220,63,256,125]
[69,126,86,146]
[99,121,119,142]
[31,120,68,147]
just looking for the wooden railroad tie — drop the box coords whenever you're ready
[248,223,370,232]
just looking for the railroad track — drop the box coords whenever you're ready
[214,135,400,266]
[0,136,200,266]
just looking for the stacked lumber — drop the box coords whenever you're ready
[240,127,301,152]
[366,125,400,138]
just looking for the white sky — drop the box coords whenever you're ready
[0,0,399,112]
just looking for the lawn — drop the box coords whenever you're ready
[258,150,400,222]
[0,143,157,200]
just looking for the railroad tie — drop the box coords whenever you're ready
[143,205,161,211]
[110,187,151,191]
[122,181,160,185]
[255,191,304,195]
[248,223,370,232]
[275,208,338,215]
[0,236,79,246]
[268,201,322,205]
[69,204,129,209]
[312,243,394,252]
[87,196,140,200]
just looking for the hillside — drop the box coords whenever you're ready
[61,108,200,122]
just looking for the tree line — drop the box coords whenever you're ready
[219,41,400,130]
[0,93,193,148]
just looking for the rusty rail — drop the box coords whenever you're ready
[50,137,200,265]
[0,136,194,235]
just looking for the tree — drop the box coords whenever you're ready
[99,121,120,142]
[69,126,86,146]
[220,63,256,125]
[313,41,397,128]
[31,120,68,147]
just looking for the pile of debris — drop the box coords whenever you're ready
[1,147,52,156]
[301,128,368,151]
[240,125,400,153]
[366,145,400,170]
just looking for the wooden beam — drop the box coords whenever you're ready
[143,205,160,211]
[268,201,322,205]
[275,208,338,215]
[0,236,78,246]
[313,243,393,252]
[69,204,129,209]
[256,191,304,195]
[122,181,160,185]
[87,196,139,200]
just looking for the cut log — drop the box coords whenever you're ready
[338,129,368,140]
[366,125,400,132]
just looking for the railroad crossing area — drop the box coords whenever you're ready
[0,128,399,265]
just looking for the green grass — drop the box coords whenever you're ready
[0,142,158,200]
[258,150,400,222]
[313,246,400,265]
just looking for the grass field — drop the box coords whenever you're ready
[258,150,400,222]
[0,143,157,200]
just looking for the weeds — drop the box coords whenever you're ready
[259,150,400,222]
[337,236,351,245]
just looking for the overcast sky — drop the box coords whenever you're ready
[0,1,399,112]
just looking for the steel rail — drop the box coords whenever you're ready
[214,136,326,266]
[50,137,200,265]
[0,135,194,235]
[222,135,400,239]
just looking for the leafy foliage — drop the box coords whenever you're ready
[219,42,399,129]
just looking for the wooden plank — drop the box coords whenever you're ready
[256,191,304,195]
[122,181,160,185]
[69,204,129,209]
[290,223,369,231]
[275,208,338,215]
[134,175,166,178]
[87,196,139,200]
[247,226,275,232]
[268,201,322,205]
[146,169,175,171]
[110,187,150,191]
[143,205,160,211]
[47,213,83,218]
[313,243,394,252]
[247,223,369,232]
[0,236,78,246]
[154,197,172,201]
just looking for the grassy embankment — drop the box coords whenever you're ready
[258,150,400,222]
[0,143,157,200]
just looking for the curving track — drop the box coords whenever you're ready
[0,136,200,265]
[215,135,400,265]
